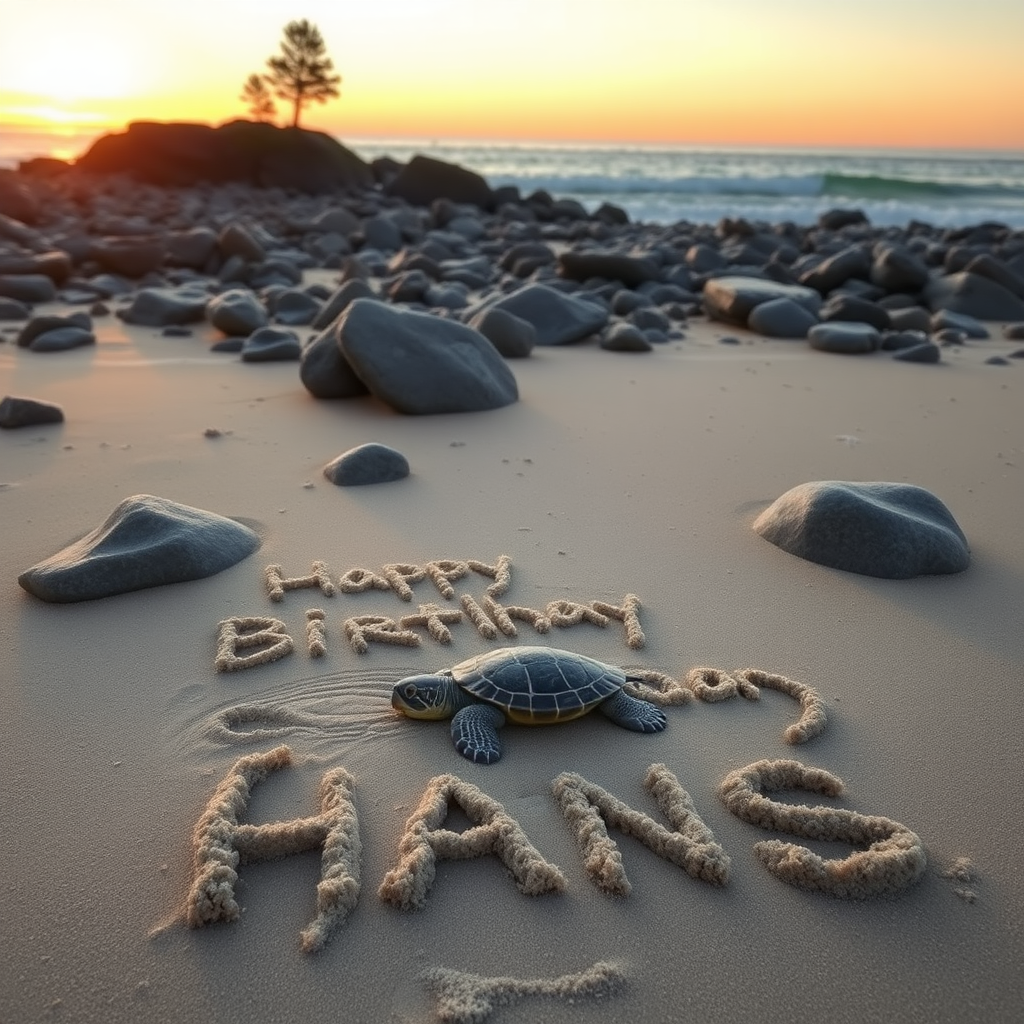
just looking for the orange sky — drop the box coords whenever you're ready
[1,0,1023,151]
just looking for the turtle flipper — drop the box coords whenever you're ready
[598,689,667,733]
[451,704,507,764]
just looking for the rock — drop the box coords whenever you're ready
[753,480,969,578]
[0,251,72,283]
[117,287,209,327]
[892,342,941,364]
[218,222,266,263]
[964,253,1024,300]
[241,326,301,362]
[75,120,373,192]
[799,245,871,294]
[0,297,30,320]
[817,209,868,231]
[808,322,880,354]
[385,155,494,210]
[930,309,989,339]
[323,443,410,486]
[631,307,671,332]
[600,323,652,352]
[685,244,727,273]
[90,236,166,278]
[923,272,1024,321]
[28,325,95,352]
[16,312,92,348]
[933,328,966,347]
[309,207,360,236]
[985,356,1011,366]
[0,273,57,303]
[468,307,537,358]
[299,325,370,399]
[167,226,219,269]
[310,279,376,330]
[18,494,261,602]
[557,251,661,288]
[488,284,609,345]
[0,395,64,428]
[361,214,404,253]
[0,170,40,223]
[880,330,929,351]
[1003,323,1024,340]
[886,306,933,333]
[819,294,891,331]
[337,298,518,414]
[702,276,821,327]
[747,297,818,339]
[870,244,930,293]
[206,289,268,335]
[386,269,431,304]
[272,289,321,326]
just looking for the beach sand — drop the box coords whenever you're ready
[2,300,1022,1023]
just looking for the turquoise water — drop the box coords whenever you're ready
[2,126,1022,229]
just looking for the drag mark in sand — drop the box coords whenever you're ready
[719,758,926,898]
[185,745,361,951]
[421,960,626,1024]
[378,774,566,910]
[552,764,730,895]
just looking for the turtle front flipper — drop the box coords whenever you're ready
[451,704,507,764]
[598,689,667,733]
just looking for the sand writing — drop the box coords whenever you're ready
[185,745,360,953]
[421,960,627,1024]
[184,747,925,953]
[718,758,927,898]
[215,555,645,670]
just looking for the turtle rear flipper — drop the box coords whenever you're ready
[451,704,507,763]
[598,690,667,733]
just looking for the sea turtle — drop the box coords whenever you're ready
[391,645,666,763]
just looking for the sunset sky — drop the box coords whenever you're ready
[1,0,1022,151]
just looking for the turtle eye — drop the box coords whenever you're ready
[403,684,418,699]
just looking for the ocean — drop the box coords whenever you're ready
[2,127,1023,230]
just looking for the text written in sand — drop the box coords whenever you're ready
[214,555,645,670]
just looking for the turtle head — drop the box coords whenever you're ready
[392,673,458,720]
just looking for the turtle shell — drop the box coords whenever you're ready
[451,646,625,725]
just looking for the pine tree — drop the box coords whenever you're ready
[240,73,277,123]
[264,19,342,129]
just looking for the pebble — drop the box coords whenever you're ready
[600,322,652,352]
[0,394,64,428]
[807,322,880,354]
[206,289,268,335]
[18,494,261,602]
[240,326,301,362]
[0,273,57,303]
[892,341,941,363]
[468,306,537,358]
[323,443,410,486]
[117,287,209,327]
[930,309,989,339]
[753,480,969,578]
[747,296,818,339]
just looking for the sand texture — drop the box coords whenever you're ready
[2,296,1023,1024]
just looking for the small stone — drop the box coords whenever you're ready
[117,287,209,327]
[323,443,410,486]
[218,222,266,263]
[206,289,268,335]
[241,326,301,362]
[0,297,30,320]
[161,326,192,338]
[985,356,1011,366]
[819,294,891,330]
[468,307,536,358]
[753,480,969,578]
[892,342,941,364]
[29,325,96,352]
[931,309,989,339]
[488,283,609,345]
[18,494,261,602]
[273,288,322,326]
[0,273,57,303]
[90,236,166,277]
[747,297,818,339]
[0,395,64,428]
[808,322,880,354]
[600,322,652,352]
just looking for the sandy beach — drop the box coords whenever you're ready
[2,273,1023,1023]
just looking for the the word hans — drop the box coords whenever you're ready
[185,746,927,953]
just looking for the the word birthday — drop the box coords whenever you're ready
[214,555,646,671]
[185,746,927,955]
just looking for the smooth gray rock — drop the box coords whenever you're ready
[808,322,880,354]
[0,273,57,303]
[299,324,370,399]
[703,276,821,327]
[468,307,536,358]
[930,309,989,339]
[964,253,1024,299]
[0,395,64,428]
[89,236,166,277]
[241,326,301,362]
[29,325,96,352]
[385,154,494,209]
[747,297,818,339]
[362,214,403,252]
[923,272,1024,321]
[753,480,969,578]
[892,342,941,364]
[338,299,518,414]
[18,494,261,602]
[799,245,871,294]
[880,330,929,351]
[323,443,410,486]
[870,244,930,293]
[558,251,661,288]
[0,297,29,319]
[273,288,321,326]
[819,294,891,330]
[16,312,91,348]
[218,222,266,262]
[1003,323,1024,340]
[206,288,268,335]
[600,322,652,352]
[310,279,376,331]
[118,287,209,326]
[886,306,933,333]
[167,226,218,269]
[489,283,609,345]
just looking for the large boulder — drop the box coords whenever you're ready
[385,155,494,210]
[753,480,969,578]
[337,299,517,414]
[18,494,261,602]
[74,120,373,193]
[488,284,609,345]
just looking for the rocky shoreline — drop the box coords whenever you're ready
[2,122,1024,418]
